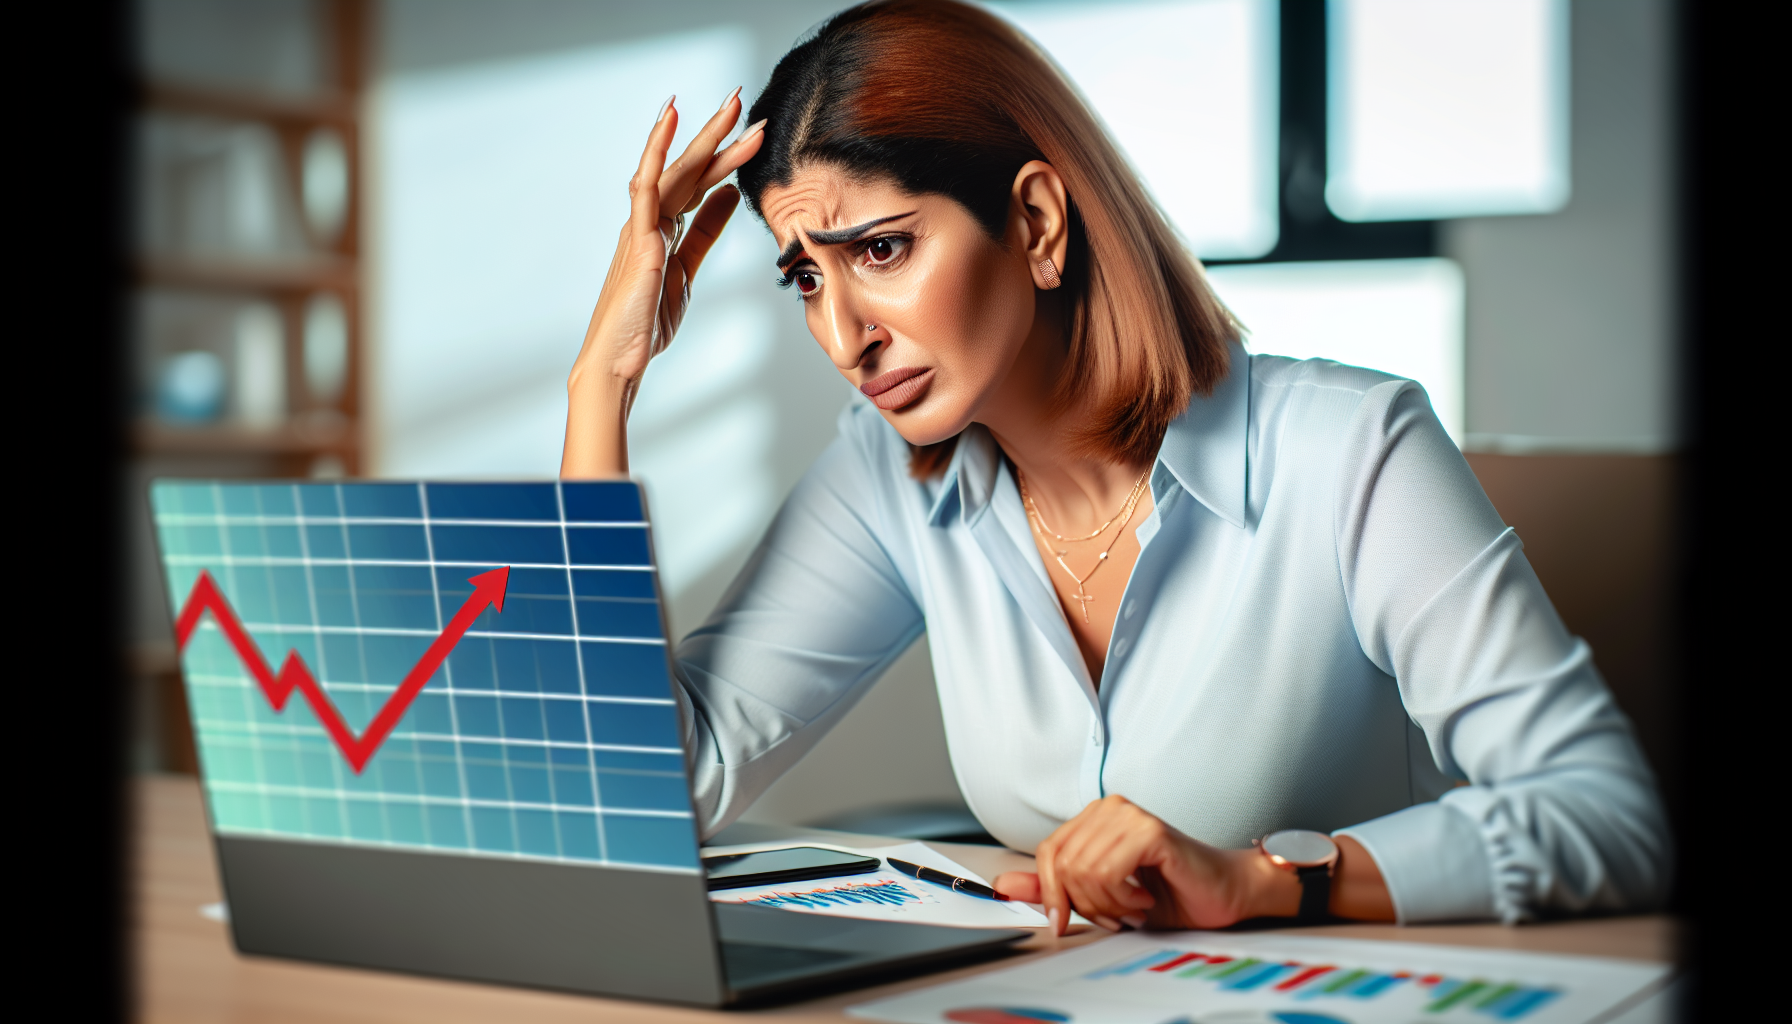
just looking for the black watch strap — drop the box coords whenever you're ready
[1295,864,1332,923]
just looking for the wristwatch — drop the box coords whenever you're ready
[1256,829,1340,923]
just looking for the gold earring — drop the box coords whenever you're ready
[1038,258,1061,289]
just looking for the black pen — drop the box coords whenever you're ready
[887,857,1012,901]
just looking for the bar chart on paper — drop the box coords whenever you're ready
[741,879,923,910]
[705,841,1049,929]
[848,932,1669,1024]
[151,480,701,874]
[1079,944,1563,1020]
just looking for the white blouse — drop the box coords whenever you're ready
[671,345,1670,923]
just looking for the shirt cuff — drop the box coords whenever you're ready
[1335,801,1496,924]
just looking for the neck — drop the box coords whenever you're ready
[976,295,1152,533]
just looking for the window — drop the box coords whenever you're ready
[1327,0,1570,221]
[995,0,1280,259]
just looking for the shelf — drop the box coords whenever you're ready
[135,415,357,457]
[143,80,357,127]
[137,256,358,294]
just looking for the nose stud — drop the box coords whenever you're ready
[866,324,876,331]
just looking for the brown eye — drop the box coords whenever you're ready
[866,238,896,264]
[795,271,820,294]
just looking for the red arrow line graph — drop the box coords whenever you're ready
[174,566,511,773]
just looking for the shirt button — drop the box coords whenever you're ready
[1124,601,1137,619]
[1114,637,1132,658]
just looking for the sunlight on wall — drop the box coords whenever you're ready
[372,27,779,598]
[994,0,1279,259]
[630,300,778,594]
[1207,259,1465,441]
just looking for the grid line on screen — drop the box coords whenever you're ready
[417,483,480,861]
[555,481,611,862]
[151,480,700,874]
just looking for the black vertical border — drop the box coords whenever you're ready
[15,1,132,1017]
[1677,0,1766,1018]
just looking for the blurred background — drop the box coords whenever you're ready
[125,0,1679,845]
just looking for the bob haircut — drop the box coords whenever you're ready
[737,0,1238,476]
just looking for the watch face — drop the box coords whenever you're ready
[1261,829,1338,868]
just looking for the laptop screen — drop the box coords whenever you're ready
[150,480,700,876]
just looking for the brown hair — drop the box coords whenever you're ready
[737,0,1237,476]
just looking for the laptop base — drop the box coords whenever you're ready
[715,902,1027,1004]
[217,835,1027,1007]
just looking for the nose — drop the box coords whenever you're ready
[819,292,879,371]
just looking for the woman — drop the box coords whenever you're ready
[562,0,1668,934]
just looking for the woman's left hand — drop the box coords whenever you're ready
[992,794,1296,935]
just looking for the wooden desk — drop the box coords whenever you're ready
[134,775,1676,1022]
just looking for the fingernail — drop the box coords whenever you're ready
[1094,915,1120,932]
[1047,907,1061,934]
[740,118,767,140]
[1121,914,1147,930]
[656,95,674,123]
[719,86,740,112]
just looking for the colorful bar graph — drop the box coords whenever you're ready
[1208,957,1264,982]
[1490,987,1561,1019]
[1275,965,1337,991]
[1352,972,1411,997]
[1085,949,1184,978]
[736,879,921,911]
[1082,947,1562,1020]
[1221,961,1296,991]
[1148,953,1205,974]
[1176,956,1233,978]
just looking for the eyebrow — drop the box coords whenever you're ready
[775,212,917,270]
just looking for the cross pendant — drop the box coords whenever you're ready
[1071,589,1097,623]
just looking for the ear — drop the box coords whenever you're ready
[1010,160,1070,289]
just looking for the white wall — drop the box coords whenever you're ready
[1451,0,1676,453]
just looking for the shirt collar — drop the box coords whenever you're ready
[926,342,1250,530]
[926,423,1001,528]
[1156,341,1250,529]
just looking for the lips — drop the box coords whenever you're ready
[860,366,935,411]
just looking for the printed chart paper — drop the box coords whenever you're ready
[848,931,1669,1024]
[705,840,1049,930]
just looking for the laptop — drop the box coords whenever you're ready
[149,478,1026,1006]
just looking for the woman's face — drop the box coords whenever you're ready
[758,165,1045,446]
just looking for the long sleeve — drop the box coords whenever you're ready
[671,409,925,837]
[1330,380,1672,923]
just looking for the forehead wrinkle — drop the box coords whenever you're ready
[765,181,833,269]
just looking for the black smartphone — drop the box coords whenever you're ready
[701,846,883,891]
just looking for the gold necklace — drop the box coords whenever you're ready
[1021,467,1151,543]
[1017,467,1151,623]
